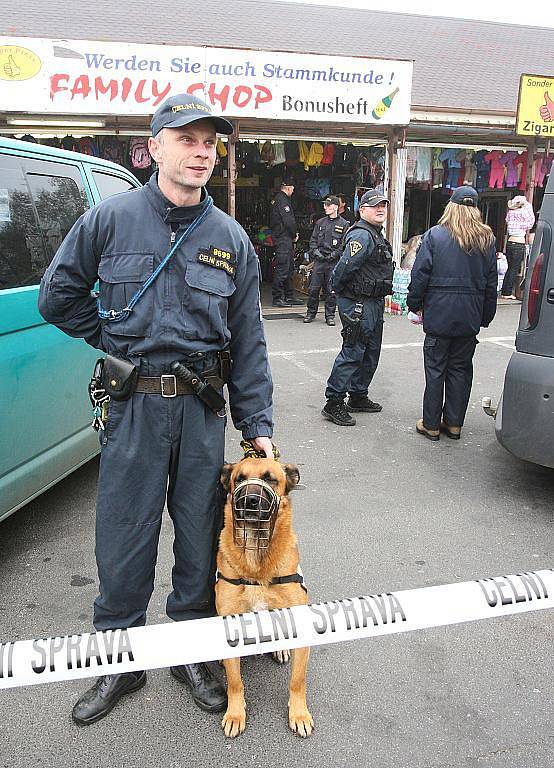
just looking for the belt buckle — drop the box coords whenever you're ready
[161,374,177,398]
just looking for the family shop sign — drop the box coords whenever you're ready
[0,37,413,124]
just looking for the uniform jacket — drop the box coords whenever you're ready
[331,219,393,298]
[309,214,349,262]
[269,190,296,240]
[38,174,273,439]
[407,224,498,337]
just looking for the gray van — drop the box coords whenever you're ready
[484,171,553,468]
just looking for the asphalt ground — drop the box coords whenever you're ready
[1,303,552,768]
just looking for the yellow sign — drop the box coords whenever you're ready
[516,73,554,137]
[0,45,41,81]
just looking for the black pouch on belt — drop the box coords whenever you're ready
[101,355,138,401]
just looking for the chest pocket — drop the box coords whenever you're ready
[98,252,154,337]
[183,260,236,341]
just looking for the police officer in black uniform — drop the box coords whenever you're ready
[322,189,393,426]
[38,94,274,724]
[270,179,303,307]
[304,195,348,325]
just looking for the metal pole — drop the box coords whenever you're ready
[227,121,238,219]
[525,136,536,207]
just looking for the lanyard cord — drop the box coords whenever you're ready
[97,196,214,323]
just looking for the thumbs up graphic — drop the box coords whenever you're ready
[539,91,554,122]
[3,54,21,79]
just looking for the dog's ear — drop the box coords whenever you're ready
[283,464,300,494]
[220,463,235,492]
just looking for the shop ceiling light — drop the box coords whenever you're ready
[7,118,106,128]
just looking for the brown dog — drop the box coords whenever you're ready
[216,457,313,738]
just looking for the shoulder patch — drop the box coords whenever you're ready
[349,240,363,257]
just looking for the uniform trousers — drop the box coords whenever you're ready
[306,261,337,319]
[422,334,478,430]
[272,237,294,301]
[501,240,526,296]
[93,387,225,631]
[325,296,384,400]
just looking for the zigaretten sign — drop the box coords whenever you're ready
[0,37,413,125]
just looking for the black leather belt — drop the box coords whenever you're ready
[135,366,224,397]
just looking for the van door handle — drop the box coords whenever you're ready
[548,289,554,304]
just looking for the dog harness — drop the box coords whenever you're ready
[216,569,307,592]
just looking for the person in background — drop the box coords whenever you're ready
[337,193,354,224]
[304,195,348,325]
[407,186,497,441]
[322,189,393,426]
[501,195,535,299]
[270,179,303,307]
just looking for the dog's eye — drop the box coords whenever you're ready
[235,474,245,484]
[262,473,278,486]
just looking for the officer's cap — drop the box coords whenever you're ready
[281,178,295,188]
[360,189,390,206]
[323,195,340,206]
[151,93,233,137]
[450,185,478,207]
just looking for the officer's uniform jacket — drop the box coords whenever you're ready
[269,190,296,241]
[309,215,349,262]
[331,219,393,298]
[407,224,497,337]
[38,174,273,439]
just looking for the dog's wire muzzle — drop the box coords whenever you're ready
[232,478,281,551]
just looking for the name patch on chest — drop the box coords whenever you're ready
[197,246,237,277]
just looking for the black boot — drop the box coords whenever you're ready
[285,296,305,306]
[272,297,289,307]
[170,663,227,712]
[321,399,356,426]
[303,314,316,323]
[346,395,382,413]
[72,671,147,725]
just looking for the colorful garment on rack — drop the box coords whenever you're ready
[500,151,519,187]
[514,151,528,191]
[472,150,490,192]
[484,150,505,189]
[534,154,552,187]
[438,148,462,189]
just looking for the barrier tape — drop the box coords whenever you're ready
[1,569,552,690]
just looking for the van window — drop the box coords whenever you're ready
[24,158,89,269]
[92,170,135,199]
[0,154,89,289]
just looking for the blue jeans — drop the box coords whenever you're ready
[325,296,384,400]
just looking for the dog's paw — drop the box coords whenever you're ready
[222,708,246,738]
[272,649,290,664]
[288,706,314,738]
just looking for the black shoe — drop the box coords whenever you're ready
[272,298,289,308]
[325,317,336,326]
[72,671,147,725]
[170,663,227,713]
[285,297,305,306]
[303,315,316,323]
[346,396,382,413]
[322,400,356,426]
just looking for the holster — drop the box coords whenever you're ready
[101,355,138,401]
[341,304,363,347]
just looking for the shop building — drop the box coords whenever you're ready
[1,2,552,293]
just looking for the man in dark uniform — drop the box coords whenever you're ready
[38,94,273,724]
[322,189,394,426]
[304,195,348,325]
[270,179,303,307]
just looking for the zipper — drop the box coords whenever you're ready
[170,230,176,245]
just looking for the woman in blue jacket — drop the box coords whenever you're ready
[407,186,498,441]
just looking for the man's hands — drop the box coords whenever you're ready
[251,436,273,458]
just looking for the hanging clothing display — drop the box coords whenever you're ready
[484,150,505,189]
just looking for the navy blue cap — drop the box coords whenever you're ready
[360,189,389,206]
[151,93,233,137]
[450,186,478,206]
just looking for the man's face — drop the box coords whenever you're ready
[282,185,294,197]
[360,201,388,226]
[323,202,339,217]
[148,119,217,191]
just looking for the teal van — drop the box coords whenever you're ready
[0,137,140,521]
